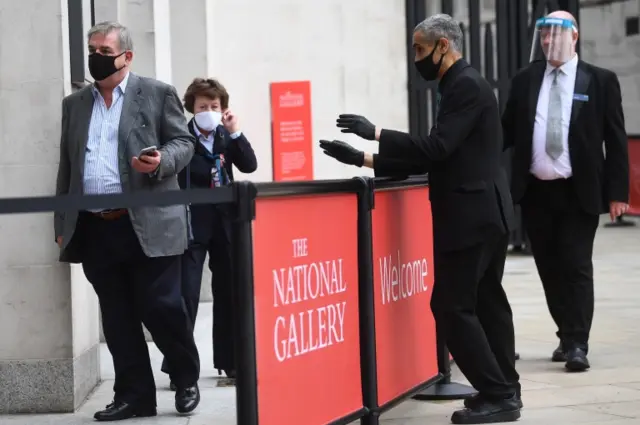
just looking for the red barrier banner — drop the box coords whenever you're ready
[628,137,640,216]
[252,194,363,424]
[371,187,438,406]
[270,81,314,182]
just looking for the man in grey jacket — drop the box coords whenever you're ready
[54,21,200,421]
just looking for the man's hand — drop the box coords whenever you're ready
[336,114,376,141]
[609,201,629,221]
[132,150,161,174]
[319,139,365,167]
[56,236,63,248]
[222,109,240,134]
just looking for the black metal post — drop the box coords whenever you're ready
[232,181,259,425]
[412,331,477,401]
[356,177,380,425]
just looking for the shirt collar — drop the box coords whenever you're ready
[438,58,469,93]
[546,53,578,77]
[92,71,130,98]
[192,120,216,140]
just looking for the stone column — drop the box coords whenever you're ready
[0,0,100,413]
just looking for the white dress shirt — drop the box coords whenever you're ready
[83,72,131,195]
[530,54,578,180]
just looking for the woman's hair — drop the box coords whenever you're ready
[183,78,230,113]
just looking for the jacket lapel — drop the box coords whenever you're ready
[527,61,546,128]
[570,61,591,127]
[77,87,95,177]
[118,73,142,152]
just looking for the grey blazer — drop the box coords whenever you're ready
[54,73,195,263]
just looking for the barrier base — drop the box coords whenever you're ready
[412,381,478,401]
[604,218,636,228]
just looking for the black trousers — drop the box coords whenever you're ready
[79,212,200,406]
[521,177,599,351]
[431,229,519,399]
[161,216,235,373]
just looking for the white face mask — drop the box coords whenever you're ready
[194,111,222,132]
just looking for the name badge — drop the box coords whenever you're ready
[573,93,589,102]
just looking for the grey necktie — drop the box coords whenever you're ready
[545,69,564,160]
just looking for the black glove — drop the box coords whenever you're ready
[336,114,376,141]
[319,140,365,167]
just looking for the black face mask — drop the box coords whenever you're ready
[88,52,126,81]
[415,42,445,81]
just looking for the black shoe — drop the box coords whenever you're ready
[453,396,521,424]
[175,384,200,414]
[217,368,236,378]
[565,347,590,372]
[464,393,523,410]
[552,343,567,362]
[93,400,156,421]
[169,381,177,391]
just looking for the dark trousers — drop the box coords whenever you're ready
[521,177,599,351]
[79,212,200,405]
[431,229,519,399]
[161,216,235,373]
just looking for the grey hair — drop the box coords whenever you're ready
[414,14,463,53]
[87,21,134,52]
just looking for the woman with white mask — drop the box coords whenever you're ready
[161,78,258,388]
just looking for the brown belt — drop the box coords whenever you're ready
[91,209,128,220]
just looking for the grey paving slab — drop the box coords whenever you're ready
[4,216,639,424]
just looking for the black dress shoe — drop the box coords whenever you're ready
[464,393,523,410]
[452,396,521,424]
[565,347,590,372]
[175,384,200,414]
[552,343,567,362]
[93,400,156,421]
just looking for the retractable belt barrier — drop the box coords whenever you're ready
[0,175,457,425]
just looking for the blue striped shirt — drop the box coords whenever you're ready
[83,72,130,196]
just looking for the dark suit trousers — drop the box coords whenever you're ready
[521,177,599,351]
[431,229,519,399]
[161,214,236,373]
[78,212,200,405]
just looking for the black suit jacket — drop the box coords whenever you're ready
[502,59,629,214]
[178,120,257,242]
[373,59,515,252]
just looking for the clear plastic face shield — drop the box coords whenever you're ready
[529,17,577,64]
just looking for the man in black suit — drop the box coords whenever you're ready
[320,13,520,425]
[502,10,629,372]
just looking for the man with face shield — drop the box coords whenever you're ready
[502,10,629,373]
[319,13,521,425]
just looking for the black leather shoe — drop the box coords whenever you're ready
[464,393,523,410]
[93,400,156,421]
[552,343,567,362]
[565,347,590,372]
[175,384,200,414]
[452,396,521,424]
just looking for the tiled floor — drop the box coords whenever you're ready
[3,216,640,424]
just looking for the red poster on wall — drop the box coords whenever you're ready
[628,137,640,216]
[270,81,314,182]
[252,194,363,424]
[371,186,438,406]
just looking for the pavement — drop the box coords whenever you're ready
[3,216,640,425]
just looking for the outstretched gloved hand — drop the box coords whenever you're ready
[319,139,365,167]
[336,114,376,140]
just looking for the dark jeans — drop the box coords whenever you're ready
[79,212,200,405]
